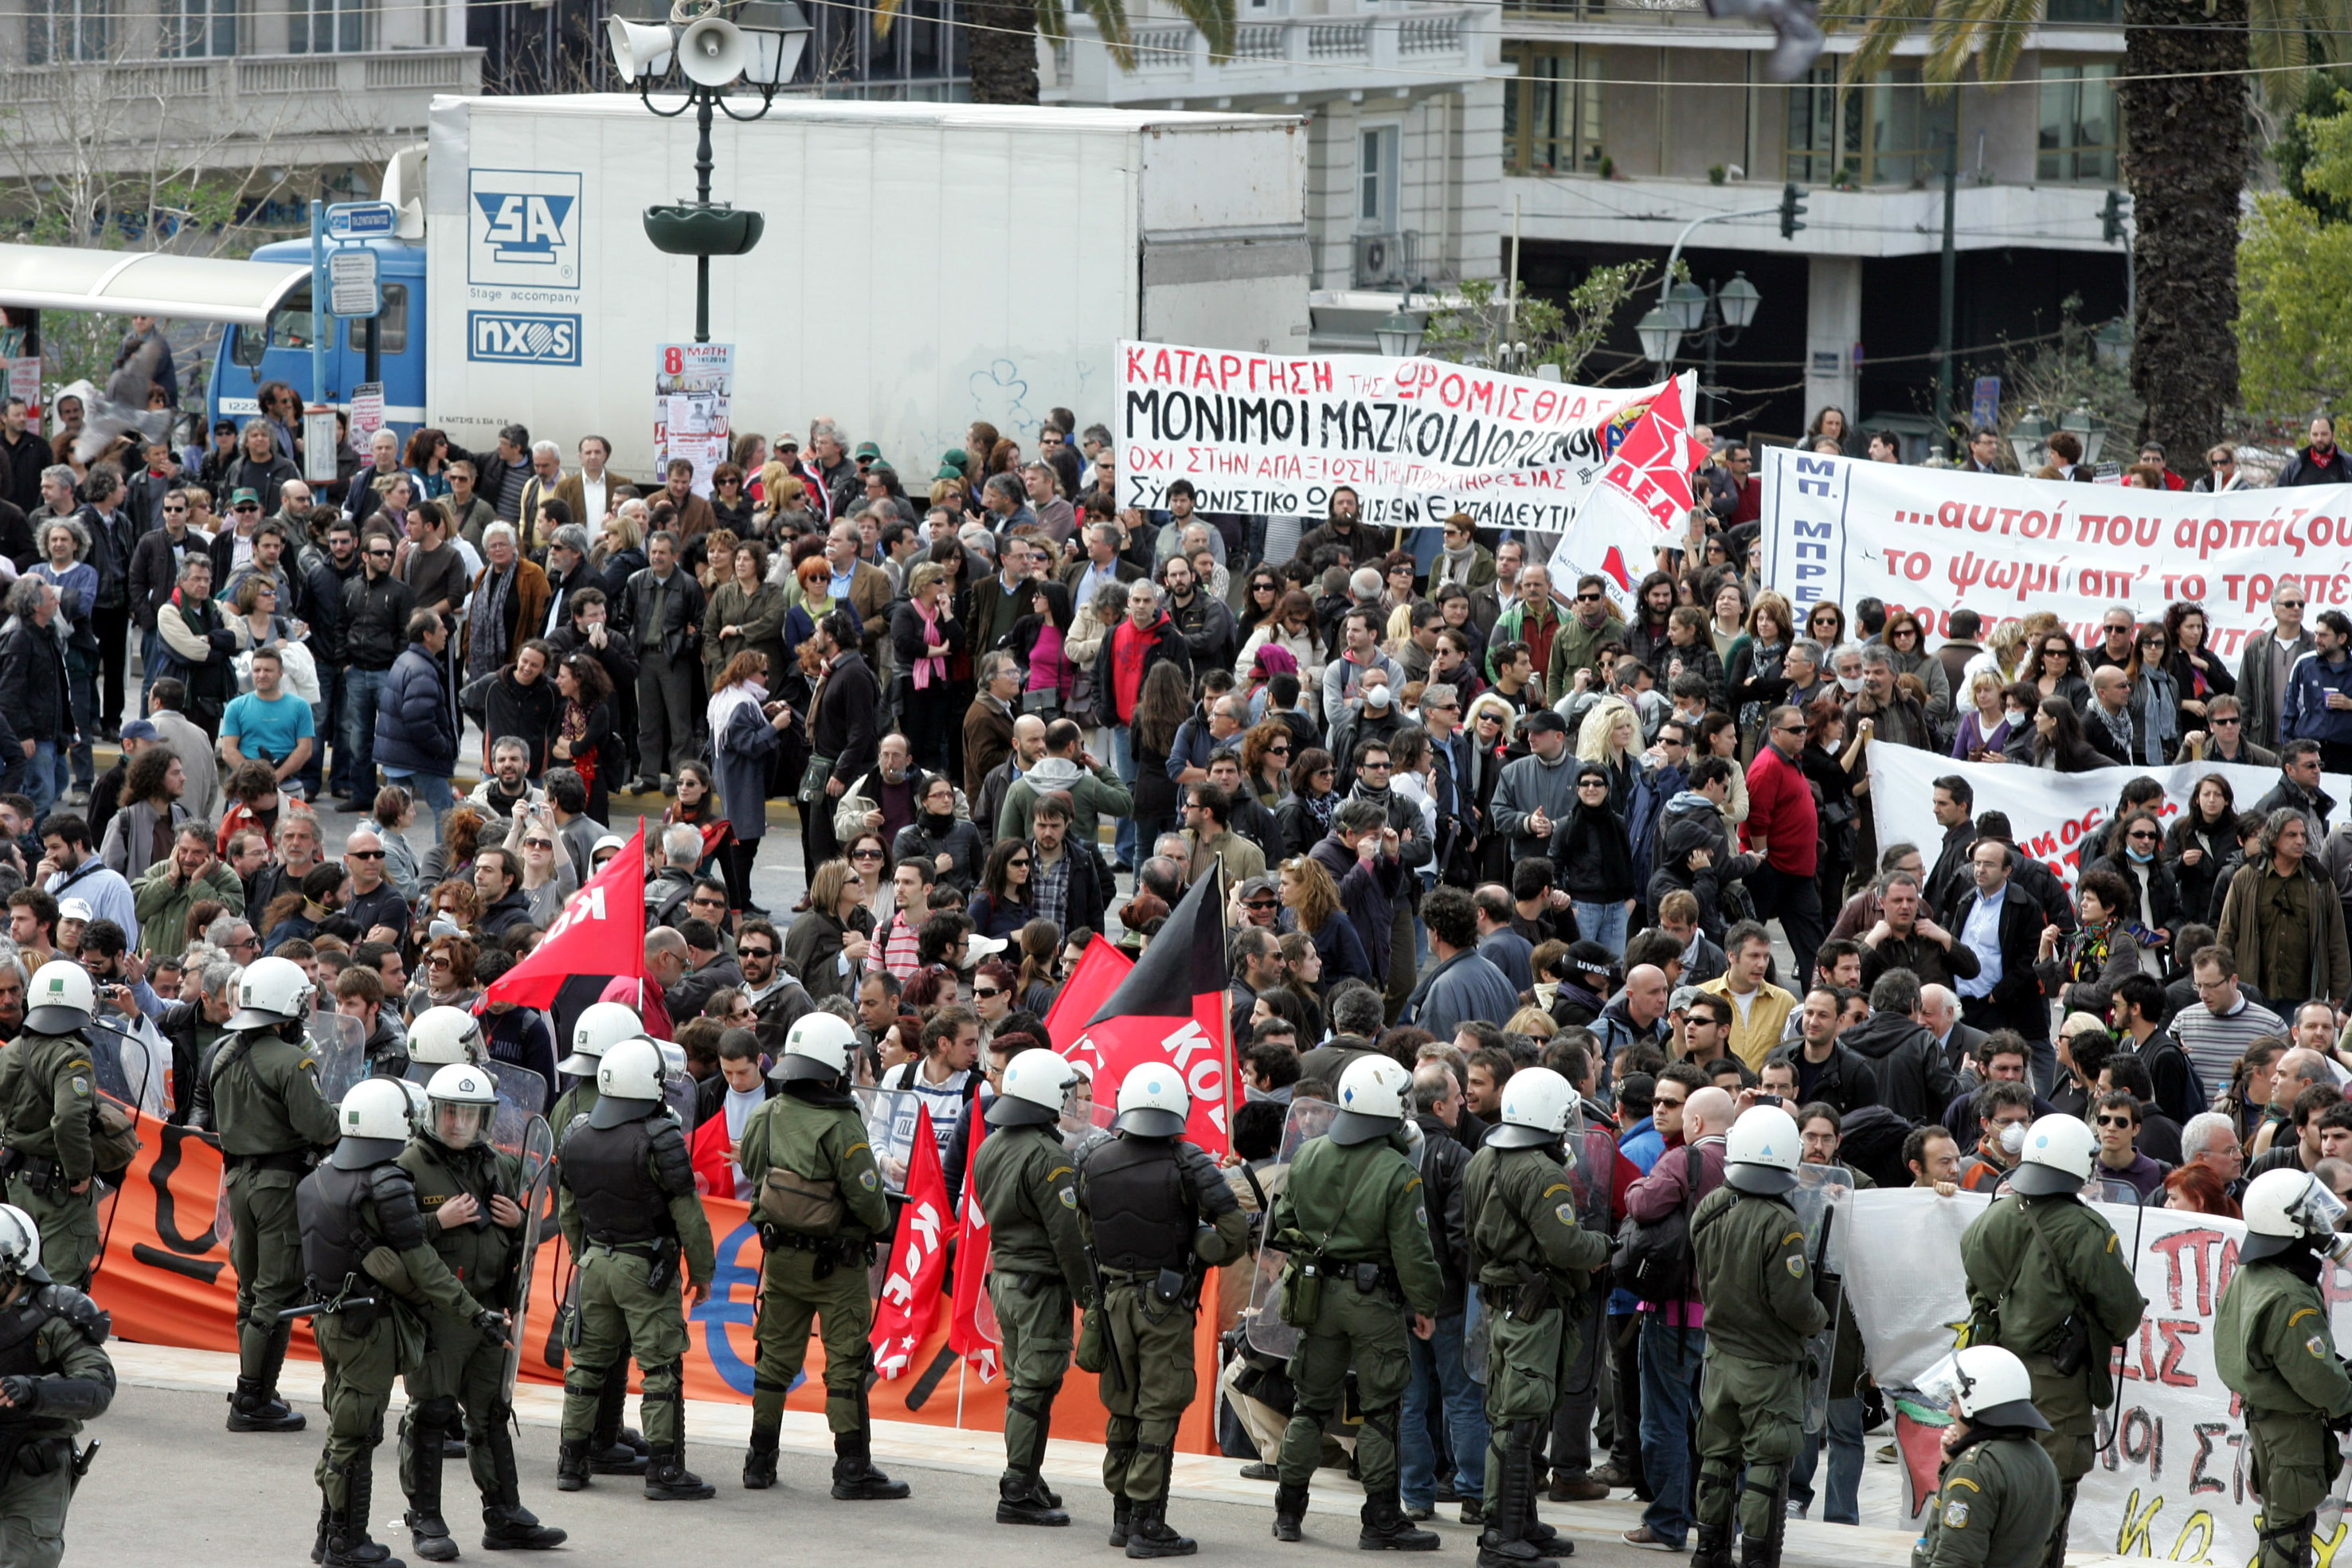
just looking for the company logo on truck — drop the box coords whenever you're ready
[468,311,581,366]
[468,170,582,287]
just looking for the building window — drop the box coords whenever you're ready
[163,0,237,57]
[289,0,370,53]
[1785,67,1954,186]
[28,0,112,62]
[2045,0,2119,22]
[2038,63,2118,182]
[1360,125,1399,228]
[1504,44,1604,176]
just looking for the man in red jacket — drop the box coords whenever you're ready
[1742,704,1825,981]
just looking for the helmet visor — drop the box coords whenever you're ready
[1912,1351,1970,1414]
[429,1101,488,1149]
[2289,1178,2350,1246]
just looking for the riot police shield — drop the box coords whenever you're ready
[850,1086,941,1199]
[489,1062,549,1159]
[2084,1175,2145,1206]
[1790,1163,1854,1435]
[500,1115,558,1405]
[649,1040,695,1128]
[307,1011,370,1105]
[83,1026,149,1116]
[1245,1098,1344,1361]
[1060,1089,1115,1155]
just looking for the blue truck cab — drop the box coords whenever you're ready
[208,234,428,441]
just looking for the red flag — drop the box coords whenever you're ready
[1061,867,1233,1156]
[1042,936,1133,1051]
[947,1116,999,1382]
[871,1105,951,1378]
[483,824,648,1009]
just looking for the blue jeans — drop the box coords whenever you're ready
[22,740,59,819]
[341,667,386,801]
[1638,1313,1707,1547]
[1788,1394,1863,1524]
[1574,899,1630,958]
[1400,1308,1488,1509]
[385,770,454,832]
[1109,722,1138,867]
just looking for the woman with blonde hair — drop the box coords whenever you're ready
[1727,589,1795,740]
[891,559,965,773]
[596,506,648,596]
[1963,616,2031,692]
[1574,695,1641,816]
[1278,854,1373,995]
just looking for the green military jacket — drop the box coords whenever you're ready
[738,1089,891,1241]
[972,1122,1091,1295]
[550,1080,599,1136]
[1463,1142,1610,1298]
[2217,1258,2352,1421]
[207,1028,341,1168]
[1268,1129,1444,1319]
[1689,1184,1828,1362]
[1959,1193,2145,1398]
[396,1135,527,1314]
[0,1031,98,1183]
[0,1283,113,1444]
[1911,1431,2064,1568]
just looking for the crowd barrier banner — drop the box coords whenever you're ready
[1843,1186,2352,1566]
[1756,448,2352,651]
[1861,740,2352,890]
[1114,339,1690,533]
[92,1110,1222,1453]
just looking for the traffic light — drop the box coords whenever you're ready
[1780,182,1808,240]
[2100,189,2130,244]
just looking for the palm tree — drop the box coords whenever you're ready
[879,0,1237,104]
[1838,0,2257,475]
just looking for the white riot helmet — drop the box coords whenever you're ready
[589,1038,667,1128]
[22,960,96,1034]
[1332,1056,1411,1147]
[331,1077,417,1169]
[2009,1113,2099,1198]
[1724,1104,1802,1195]
[988,1047,1078,1128]
[772,1012,855,1085]
[425,1062,499,1151]
[227,954,313,1032]
[397,1078,432,1122]
[1113,1066,1189,1139]
[1489,1066,1576,1151]
[409,1006,490,1068]
[559,1000,642,1077]
[2241,1167,2352,1263]
[1916,1346,2049,1430]
[0,1205,41,1290]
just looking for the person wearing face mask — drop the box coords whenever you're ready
[1956,1080,2037,1191]
[2215,1168,2352,1568]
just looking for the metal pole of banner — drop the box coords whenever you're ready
[955,1359,965,1429]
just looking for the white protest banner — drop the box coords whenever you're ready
[1757,448,2352,656]
[1544,375,1707,620]
[1861,740,2352,890]
[1114,340,1693,533]
[1844,1186,2352,1566]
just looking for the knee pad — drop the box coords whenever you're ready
[483,1401,513,1428]
[1698,1457,1740,1488]
[753,1377,793,1396]
[1359,1405,1400,1445]
[417,1396,460,1430]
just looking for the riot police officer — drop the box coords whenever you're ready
[0,1202,114,1568]
[208,954,342,1434]
[554,1037,716,1502]
[1909,1346,2064,1568]
[549,1000,652,1482]
[972,1046,1094,1527]
[1266,1056,1445,1550]
[397,1062,566,1558]
[1688,1105,1829,1568]
[1463,1066,1609,1568]
[1076,1066,1250,1558]
[735,1012,910,1501]
[2217,1168,2352,1568]
[1959,1114,2145,1568]
[406,1007,492,1076]
[298,1077,512,1568]
[0,963,107,1290]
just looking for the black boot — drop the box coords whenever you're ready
[996,1471,1071,1526]
[1360,1485,1442,1552]
[402,1408,458,1563]
[1691,1524,1734,1568]
[1126,1500,1199,1559]
[227,1373,306,1433]
[1110,1496,1135,1547]
[1273,1482,1309,1543]
[743,1429,780,1491]
[1480,1424,1554,1568]
[831,1429,910,1500]
[479,1506,566,1552]
[590,1371,650,1473]
[643,1443,716,1501]
[554,1440,592,1493]
[311,1500,334,1564]
[325,1460,405,1567]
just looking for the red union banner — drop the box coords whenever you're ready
[484,823,647,1009]
[1059,870,1233,1156]
[871,1105,951,1379]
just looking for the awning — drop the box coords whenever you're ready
[0,244,311,327]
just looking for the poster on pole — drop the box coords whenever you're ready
[5,358,39,420]
[1755,448,2352,655]
[1113,340,1693,534]
[348,382,385,442]
[653,342,733,497]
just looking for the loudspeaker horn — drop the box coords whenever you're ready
[678,15,748,87]
[606,17,676,81]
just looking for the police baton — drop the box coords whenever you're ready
[279,1295,377,1321]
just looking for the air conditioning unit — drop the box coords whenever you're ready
[1354,229,1417,288]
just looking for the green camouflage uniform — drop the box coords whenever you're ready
[2217,1257,2352,1568]
[0,1281,114,1568]
[1959,1193,2146,1568]
[207,1026,341,1404]
[1909,1430,2064,1568]
[973,1121,1094,1491]
[1688,1183,1829,1562]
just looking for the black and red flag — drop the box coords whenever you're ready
[1059,866,1234,1155]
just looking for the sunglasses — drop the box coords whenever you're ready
[691,896,726,908]
[2094,1113,2136,1128]
[346,848,385,859]
[739,944,775,959]
[523,838,555,849]
[2213,715,2241,725]
[851,848,884,859]
[1654,1095,1687,1109]
[1244,897,1280,910]
[972,987,1005,999]
[1269,745,1292,756]
[429,954,453,968]
[1574,592,1603,602]
[1008,857,1032,868]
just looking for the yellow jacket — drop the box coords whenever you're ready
[1697,977,1798,1072]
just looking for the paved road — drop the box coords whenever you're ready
[70,1381,1705,1568]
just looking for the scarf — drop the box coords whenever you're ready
[1738,639,1787,732]
[708,678,767,752]
[909,596,946,692]
[2070,917,2115,983]
[1299,788,1339,839]
[468,563,515,678]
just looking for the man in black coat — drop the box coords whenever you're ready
[128,486,215,713]
[1765,985,1880,1116]
[1836,968,1963,1123]
[805,608,879,874]
[0,577,65,810]
[616,530,706,792]
[1923,775,1977,916]
[1940,838,2054,1087]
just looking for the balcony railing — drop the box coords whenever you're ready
[1070,8,1482,96]
[0,47,478,113]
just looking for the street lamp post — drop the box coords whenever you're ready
[1638,272,1761,420]
[609,3,811,343]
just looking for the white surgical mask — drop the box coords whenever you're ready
[1998,1121,2026,1155]
[2004,706,2029,725]
[1836,672,1865,694]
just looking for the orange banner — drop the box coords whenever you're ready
[92,1110,1221,1454]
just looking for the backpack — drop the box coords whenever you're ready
[1610,1143,1702,1300]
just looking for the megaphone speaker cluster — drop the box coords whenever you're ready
[679,16,748,86]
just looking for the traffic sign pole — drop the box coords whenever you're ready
[307,199,328,413]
